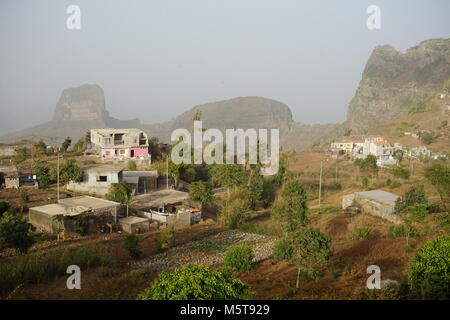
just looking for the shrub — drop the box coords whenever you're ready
[138,265,250,300]
[406,204,429,222]
[189,181,214,204]
[395,185,427,214]
[106,181,132,203]
[389,180,401,189]
[127,159,137,171]
[157,227,173,252]
[408,235,450,299]
[0,201,11,218]
[223,245,254,272]
[354,227,372,240]
[0,211,35,254]
[0,244,114,294]
[273,239,293,260]
[124,234,142,259]
[390,165,411,180]
[219,190,252,228]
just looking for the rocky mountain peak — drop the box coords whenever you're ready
[53,84,109,123]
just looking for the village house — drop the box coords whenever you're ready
[0,165,20,188]
[89,128,150,161]
[342,190,401,223]
[133,189,202,228]
[0,165,38,189]
[66,164,124,196]
[29,196,123,235]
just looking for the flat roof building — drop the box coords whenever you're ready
[29,196,122,235]
[342,190,401,223]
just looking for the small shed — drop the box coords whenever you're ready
[342,190,401,223]
[119,216,150,234]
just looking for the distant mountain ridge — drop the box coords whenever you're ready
[1,84,140,143]
[2,38,449,150]
[1,86,337,150]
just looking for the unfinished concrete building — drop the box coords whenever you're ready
[342,190,401,223]
[89,128,150,160]
[29,196,122,235]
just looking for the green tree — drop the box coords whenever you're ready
[247,165,264,209]
[106,181,132,203]
[138,265,250,300]
[423,162,450,211]
[273,238,293,260]
[291,229,332,288]
[35,165,51,188]
[420,132,435,145]
[61,137,72,152]
[408,235,450,299]
[14,147,28,164]
[0,201,12,218]
[72,137,85,153]
[51,160,83,184]
[209,164,247,191]
[394,185,428,214]
[188,181,214,204]
[124,234,142,259]
[19,189,29,212]
[271,180,308,233]
[355,154,378,175]
[34,140,47,156]
[223,245,254,271]
[0,211,35,254]
[390,165,410,180]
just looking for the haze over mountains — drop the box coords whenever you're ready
[1,38,449,150]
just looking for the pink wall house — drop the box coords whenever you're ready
[130,147,149,159]
[101,147,149,159]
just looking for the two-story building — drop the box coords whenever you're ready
[90,128,150,160]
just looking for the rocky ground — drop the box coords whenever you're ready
[130,230,274,271]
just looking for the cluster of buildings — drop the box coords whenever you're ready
[28,188,202,237]
[330,136,446,166]
[0,127,205,238]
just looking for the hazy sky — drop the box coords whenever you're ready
[1,0,449,136]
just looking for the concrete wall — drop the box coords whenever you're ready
[67,170,120,195]
[342,193,401,223]
[121,220,149,234]
[138,209,192,228]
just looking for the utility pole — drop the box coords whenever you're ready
[318,160,323,214]
[57,153,60,203]
[166,156,169,189]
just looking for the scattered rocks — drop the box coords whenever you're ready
[130,230,274,271]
